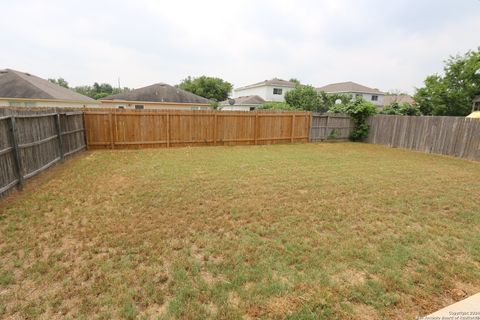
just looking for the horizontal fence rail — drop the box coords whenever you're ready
[310,113,353,141]
[0,108,86,196]
[367,115,480,161]
[83,109,312,149]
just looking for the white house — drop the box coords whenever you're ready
[234,78,296,102]
[316,81,385,107]
[0,69,99,108]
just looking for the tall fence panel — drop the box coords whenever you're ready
[367,115,480,161]
[0,108,86,196]
[309,113,353,141]
[84,109,312,149]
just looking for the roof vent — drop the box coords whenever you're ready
[24,73,31,76]
[0,70,7,74]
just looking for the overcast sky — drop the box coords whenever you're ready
[1,0,479,94]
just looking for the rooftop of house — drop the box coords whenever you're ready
[0,68,96,102]
[100,83,211,104]
[220,95,266,106]
[316,81,384,95]
[235,78,297,91]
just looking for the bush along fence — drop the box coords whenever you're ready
[0,109,86,196]
[367,115,480,161]
[83,109,313,149]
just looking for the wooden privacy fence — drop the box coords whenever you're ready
[310,113,353,141]
[84,109,311,148]
[0,109,86,196]
[367,115,480,161]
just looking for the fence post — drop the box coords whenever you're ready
[82,112,89,150]
[166,112,170,148]
[391,116,398,147]
[55,113,64,161]
[109,111,114,149]
[9,116,24,189]
[290,114,295,143]
[324,115,330,141]
[213,113,217,146]
[254,113,259,145]
[308,113,313,142]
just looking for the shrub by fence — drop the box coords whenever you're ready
[367,115,480,161]
[309,113,353,141]
[83,109,312,149]
[0,109,86,196]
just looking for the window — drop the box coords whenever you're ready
[117,106,125,109]
[355,94,362,98]
[371,95,378,101]
[273,88,283,95]
[135,105,144,110]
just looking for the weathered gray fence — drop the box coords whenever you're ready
[367,115,480,161]
[310,113,353,141]
[0,109,86,196]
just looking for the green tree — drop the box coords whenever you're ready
[284,85,325,112]
[381,102,421,116]
[414,48,480,116]
[177,76,232,102]
[318,91,351,111]
[73,83,130,100]
[48,77,69,88]
[289,78,301,85]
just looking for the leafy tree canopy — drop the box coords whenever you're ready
[74,83,130,100]
[48,77,131,100]
[284,85,324,112]
[177,76,233,102]
[288,78,301,85]
[284,85,352,112]
[414,48,480,116]
[380,102,421,116]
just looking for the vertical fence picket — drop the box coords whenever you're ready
[55,113,65,161]
[9,116,24,189]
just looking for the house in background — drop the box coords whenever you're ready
[100,83,211,110]
[0,69,98,108]
[219,95,265,111]
[233,78,296,102]
[383,94,416,106]
[316,81,385,107]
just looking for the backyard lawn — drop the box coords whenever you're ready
[1,143,480,319]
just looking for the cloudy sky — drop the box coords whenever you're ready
[1,0,479,94]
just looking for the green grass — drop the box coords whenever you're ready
[0,143,479,319]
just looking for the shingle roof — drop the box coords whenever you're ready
[383,94,416,106]
[220,95,266,105]
[316,81,383,95]
[100,83,211,104]
[236,78,297,91]
[0,69,96,102]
